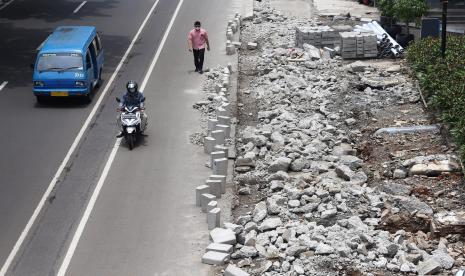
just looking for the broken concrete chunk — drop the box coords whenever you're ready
[302,43,321,60]
[258,217,283,231]
[416,258,442,275]
[268,157,292,173]
[247,42,258,50]
[431,211,465,236]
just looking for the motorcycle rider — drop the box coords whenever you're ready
[116,81,148,138]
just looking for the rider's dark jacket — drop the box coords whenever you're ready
[121,91,145,107]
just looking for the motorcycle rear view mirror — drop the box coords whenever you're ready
[116,97,121,103]
[141,98,145,102]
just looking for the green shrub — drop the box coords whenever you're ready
[393,0,429,34]
[406,36,465,157]
[378,0,395,17]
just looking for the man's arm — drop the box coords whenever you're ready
[187,31,193,51]
[205,31,210,51]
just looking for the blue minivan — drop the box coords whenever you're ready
[32,26,104,102]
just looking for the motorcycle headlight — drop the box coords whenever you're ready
[75,81,86,87]
[33,81,44,87]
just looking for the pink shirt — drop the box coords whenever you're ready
[188,28,208,50]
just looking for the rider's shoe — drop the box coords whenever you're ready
[116,132,124,138]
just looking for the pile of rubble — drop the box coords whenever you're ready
[219,1,465,275]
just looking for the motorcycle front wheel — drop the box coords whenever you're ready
[127,133,135,150]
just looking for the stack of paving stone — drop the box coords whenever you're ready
[295,26,341,48]
[339,31,378,59]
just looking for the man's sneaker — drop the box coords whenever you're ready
[194,68,199,72]
[198,70,203,74]
[116,132,124,138]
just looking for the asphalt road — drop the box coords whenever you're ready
[0,0,243,275]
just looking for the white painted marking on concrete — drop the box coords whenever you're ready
[73,1,87,13]
[0,0,16,11]
[57,0,184,275]
[0,0,163,274]
[0,81,7,91]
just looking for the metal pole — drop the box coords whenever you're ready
[441,0,448,59]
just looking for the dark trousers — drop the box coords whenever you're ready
[193,48,205,71]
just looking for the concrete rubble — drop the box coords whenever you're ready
[212,0,465,275]
[188,1,464,275]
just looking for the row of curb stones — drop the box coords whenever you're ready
[194,12,251,276]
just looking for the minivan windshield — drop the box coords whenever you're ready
[37,53,83,72]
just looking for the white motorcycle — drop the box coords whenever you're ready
[116,97,145,150]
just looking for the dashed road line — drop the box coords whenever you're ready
[0,81,7,91]
[0,0,16,11]
[57,0,184,275]
[0,0,163,275]
[73,1,87,13]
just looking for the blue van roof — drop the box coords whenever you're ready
[40,26,96,54]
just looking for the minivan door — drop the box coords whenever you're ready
[85,51,94,89]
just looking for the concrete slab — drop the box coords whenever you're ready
[201,251,230,265]
[206,243,234,254]
[210,228,237,244]
[225,264,250,276]
[209,175,226,194]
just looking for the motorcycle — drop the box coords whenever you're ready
[116,97,145,150]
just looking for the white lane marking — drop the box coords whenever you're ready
[73,1,87,13]
[0,0,16,11]
[0,0,163,274]
[0,81,7,91]
[57,0,184,275]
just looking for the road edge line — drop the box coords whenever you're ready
[0,0,161,274]
[56,0,184,275]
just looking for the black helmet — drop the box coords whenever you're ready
[126,81,138,95]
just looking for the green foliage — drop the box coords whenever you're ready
[406,36,465,157]
[392,0,428,34]
[393,0,429,24]
[378,0,395,17]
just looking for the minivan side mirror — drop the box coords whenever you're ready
[116,97,121,103]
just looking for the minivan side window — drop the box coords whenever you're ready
[95,34,102,52]
[86,51,92,69]
[91,39,99,56]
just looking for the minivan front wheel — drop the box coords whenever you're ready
[36,95,45,104]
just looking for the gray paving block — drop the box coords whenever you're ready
[204,137,216,154]
[211,151,226,168]
[201,251,230,265]
[208,208,221,230]
[224,264,250,276]
[201,193,216,213]
[206,179,222,198]
[216,124,231,138]
[210,174,226,193]
[213,158,228,176]
[196,185,210,207]
[207,200,218,214]
[206,243,234,254]
[210,228,237,244]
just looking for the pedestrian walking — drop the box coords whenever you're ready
[188,21,210,74]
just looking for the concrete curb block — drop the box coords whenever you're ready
[201,193,216,213]
[196,185,210,206]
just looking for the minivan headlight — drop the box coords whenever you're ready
[75,81,86,87]
[33,81,44,87]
